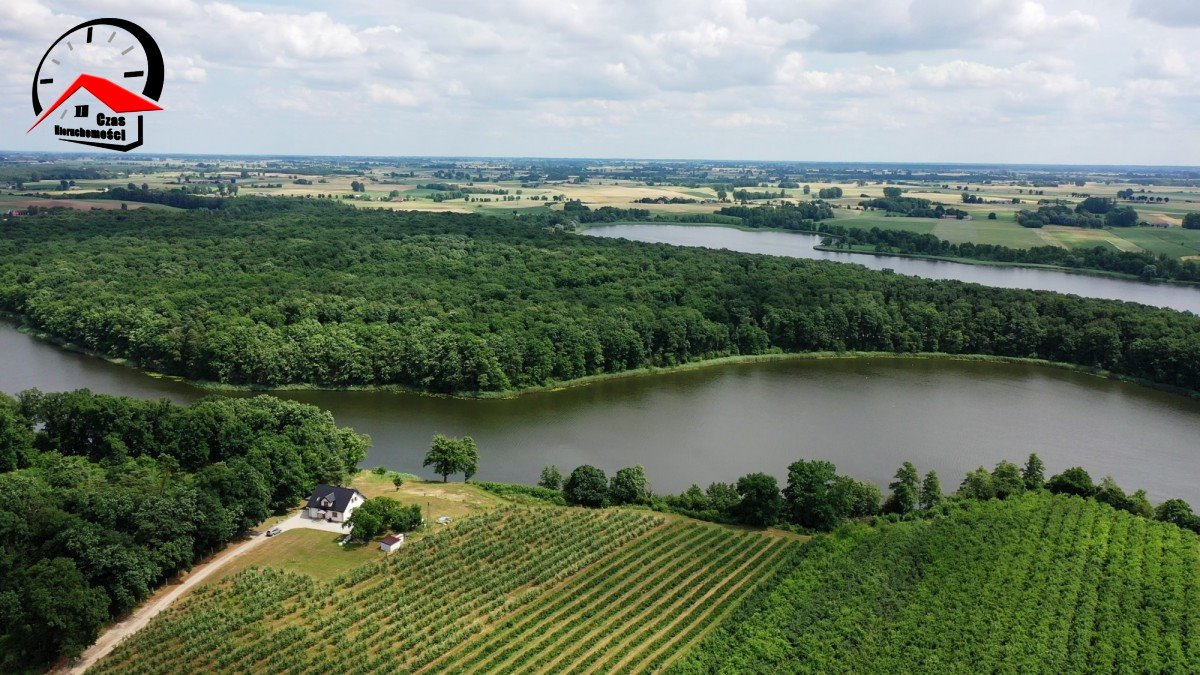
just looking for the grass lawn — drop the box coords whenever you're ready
[210,529,380,583]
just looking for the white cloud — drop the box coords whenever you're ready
[0,0,1197,164]
[1130,0,1200,27]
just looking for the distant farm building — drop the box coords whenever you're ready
[380,534,405,553]
[304,484,364,523]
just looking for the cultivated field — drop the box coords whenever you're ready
[92,507,798,674]
[673,493,1200,673]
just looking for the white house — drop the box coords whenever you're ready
[380,534,405,553]
[304,484,365,523]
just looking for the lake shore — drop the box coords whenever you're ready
[7,313,1196,401]
[580,220,1200,288]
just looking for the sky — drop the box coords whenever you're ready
[2,0,1199,164]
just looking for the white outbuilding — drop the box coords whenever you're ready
[380,534,405,553]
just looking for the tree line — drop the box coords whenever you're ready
[3,199,1200,395]
[817,223,1200,282]
[530,455,1200,537]
[0,389,368,670]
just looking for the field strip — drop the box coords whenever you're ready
[467,526,724,674]
[425,521,697,673]
[567,537,779,674]
[530,533,756,674]
[605,540,786,673]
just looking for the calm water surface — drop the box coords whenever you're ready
[3,319,1198,503]
[584,223,1200,314]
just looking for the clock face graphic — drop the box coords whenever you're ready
[29,18,164,151]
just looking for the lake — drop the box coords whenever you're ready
[2,319,1198,504]
[583,223,1200,314]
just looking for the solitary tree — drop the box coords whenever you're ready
[1022,453,1046,491]
[920,470,944,510]
[564,465,609,508]
[538,465,563,491]
[424,434,464,482]
[392,474,405,490]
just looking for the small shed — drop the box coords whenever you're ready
[380,534,405,553]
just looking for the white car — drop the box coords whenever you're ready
[265,527,282,537]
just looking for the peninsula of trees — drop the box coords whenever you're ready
[2,199,1200,394]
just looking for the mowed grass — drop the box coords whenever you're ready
[93,508,798,675]
[213,529,380,583]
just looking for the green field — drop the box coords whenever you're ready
[93,508,797,674]
[672,493,1200,674]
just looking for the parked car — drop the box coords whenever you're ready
[265,527,282,537]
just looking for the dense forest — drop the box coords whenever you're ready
[818,223,1200,282]
[0,389,368,670]
[2,199,1200,394]
[671,492,1200,673]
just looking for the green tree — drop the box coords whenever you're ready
[347,504,384,541]
[782,459,840,530]
[1183,212,1200,230]
[991,461,1025,499]
[0,402,34,472]
[883,187,902,198]
[538,465,563,490]
[1154,498,1199,532]
[884,462,920,515]
[958,466,996,500]
[735,473,783,527]
[920,470,944,509]
[1022,453,1046,491]
[1047,467,1096,497]
[835,476,881,519]
[392,474,405,490]
[459,436,479,482]
[609,465,650,504]
[564,465,608,508]
[1095,476,1129,512]
[705,482,740,516]
[423,434,465,482]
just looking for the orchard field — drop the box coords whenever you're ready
[92,508,798,674]
[672,493,1200,674]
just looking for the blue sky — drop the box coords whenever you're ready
[3,0,1199,164]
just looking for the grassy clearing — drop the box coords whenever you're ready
[92,508,798,675]
[351,471,506,521]
[212,529,380,583]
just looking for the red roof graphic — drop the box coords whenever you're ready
[28,73,162,133]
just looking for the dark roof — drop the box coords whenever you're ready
[305,484,363,513]
[381,535,403,545]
